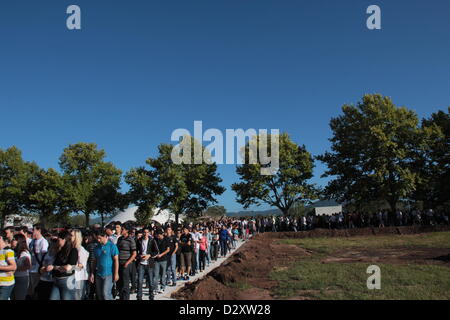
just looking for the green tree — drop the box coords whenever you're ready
[204,205,226,217]
[232,133,318,216]
[412,108,450,208]
[59,143,123,227]
[317,94,426,212]
[126,136,225,224]
[133,203,155,226]
[0,147,33,228]
[24,167,72,228]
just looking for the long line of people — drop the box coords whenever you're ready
[0,219,244,300]
[1,207,448,300]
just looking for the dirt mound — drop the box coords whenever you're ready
[172,238,310,300]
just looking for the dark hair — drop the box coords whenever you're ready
[96,230,108,237]
[122,223,132,232]
[105,225,114,231]
[4,226,15,232]
[13,234,29,255]
[0,230,6,240]
[57,230,74,260]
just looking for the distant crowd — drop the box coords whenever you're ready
[1,208,448,301]
[250,208,450,232]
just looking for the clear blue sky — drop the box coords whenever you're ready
[0,0,449,212]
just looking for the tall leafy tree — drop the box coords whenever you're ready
[413,108,450,208]
[317,94,426,212]
[59,143,123,227]
[24,166,72,228]
[232,133,318,216]
[0,147,32,228]
[126,136,225,224]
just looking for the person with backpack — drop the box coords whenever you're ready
[28,224,49,299]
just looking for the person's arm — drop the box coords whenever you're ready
[89,258,97,283]
[57,249,78,273]
[124,240,137,267]
[113,255,119,282]
[157,246,170,258]
[0,251,16,272]
[172,241,179,255]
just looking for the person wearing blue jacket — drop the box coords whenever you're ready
[219,225,229,257]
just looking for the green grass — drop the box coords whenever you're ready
[270,231,450,299]
[225,281,253,290]
[271,261,450,299]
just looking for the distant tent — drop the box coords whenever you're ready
[307,199,343,216]
[106,206,184,226]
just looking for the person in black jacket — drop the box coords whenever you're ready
[48,230,78,300]
[136,227,158,300]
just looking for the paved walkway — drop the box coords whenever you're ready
[129,239,248,300]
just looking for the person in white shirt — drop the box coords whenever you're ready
[71,230,89,300]
[191,229,201,274]
[28,224,49,299]
[11,234,31,300]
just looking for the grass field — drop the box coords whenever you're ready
[270,231,450,300]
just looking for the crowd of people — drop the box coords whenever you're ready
[249,208,449,232]
[0,218,244,301]
[0,207,448,301]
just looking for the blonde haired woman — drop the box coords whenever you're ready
[71,230,89,300]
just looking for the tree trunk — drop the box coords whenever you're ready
[101,214,105,228]
[0,212,5,229]
[85,212,90,227]
[388,198,397,213]
[40,214,48,230]
[175,212,179,225]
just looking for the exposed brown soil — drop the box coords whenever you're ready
[172,225,450,300]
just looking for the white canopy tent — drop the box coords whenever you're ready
[106,206,184,225]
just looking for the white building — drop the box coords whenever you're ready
[106,206,184,225]
[307,200,343,216]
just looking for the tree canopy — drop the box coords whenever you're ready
[126,136,226,224]
[317,94,428,212]
[59,143,124,227]
[232,133,318,215]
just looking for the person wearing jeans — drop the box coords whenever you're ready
[116,224,137,300]
[90,231,119,301]
[49,230,78,300]
[205,228,212,266]
[50,275,76,300]
[153,230,170,294]
[219,225,229,257]
[165,227,178,287]
[136,228,158,300]
[0,231,17,300]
